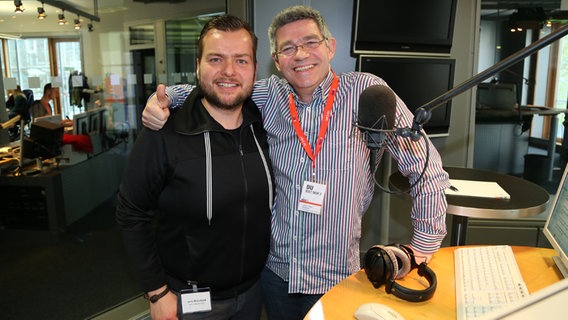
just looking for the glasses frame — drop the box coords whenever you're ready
[276,38,327,57]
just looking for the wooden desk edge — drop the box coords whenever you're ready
[304,246,562,320]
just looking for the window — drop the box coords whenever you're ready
[531,23,568,144]
[553,24,568,141]
[2,37,82,119]
[54,40,83,117]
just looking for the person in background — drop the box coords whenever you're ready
[30,83,55,119]
[116,14,273,320]
[142,5,450,319]
[7,85,29,121]
[6,85,31,140]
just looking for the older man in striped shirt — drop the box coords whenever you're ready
[142,5,450,320]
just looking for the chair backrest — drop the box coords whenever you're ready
[22,89,34,106]
[21,89,35,121]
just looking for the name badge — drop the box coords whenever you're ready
[180,287,212,314]
[298,181,327,214]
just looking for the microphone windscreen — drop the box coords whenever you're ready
[358,85,397,131]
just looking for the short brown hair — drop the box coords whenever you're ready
[268,6,332,55]
[197,14,258,63]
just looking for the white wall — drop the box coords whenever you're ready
[254,0,356,78]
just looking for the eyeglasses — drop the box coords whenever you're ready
[276,38,327,56]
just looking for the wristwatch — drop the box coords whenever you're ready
[144,286,170,303]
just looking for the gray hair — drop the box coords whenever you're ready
[268,6,332,55]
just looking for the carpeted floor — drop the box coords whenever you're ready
[0,195,142,320]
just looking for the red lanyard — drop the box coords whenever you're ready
[289,72,339,171]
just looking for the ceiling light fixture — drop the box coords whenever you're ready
[14,0,24,13]
[88,22,94,32]
[74,18,81,30]
[508,7,546,33]
[58,11,66,25]
[41,0,100,22]
[37,6,46,19]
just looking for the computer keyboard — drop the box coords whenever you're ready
[454,245,529,320]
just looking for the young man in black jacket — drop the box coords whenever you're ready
[116,15,273,320]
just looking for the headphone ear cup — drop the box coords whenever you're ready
[364,244,438,302]
[387,246,412,279]
[363,246,396,288]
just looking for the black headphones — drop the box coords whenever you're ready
[363,244,437,302]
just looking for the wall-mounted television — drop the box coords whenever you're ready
[476,82,519,110]
[352,0,457,55]
[358,56,456,136]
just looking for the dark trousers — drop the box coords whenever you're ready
[178,279,263,320]
[261,267,322,320]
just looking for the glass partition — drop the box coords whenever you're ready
[165,13,222,86]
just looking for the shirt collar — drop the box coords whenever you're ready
[286,69,336,105]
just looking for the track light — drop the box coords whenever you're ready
[37,7,46,19]
[74,18,81,30]
[58,11,66,25]
[41,0,100,22]
[14,0,24,13]
[88,23,94,32]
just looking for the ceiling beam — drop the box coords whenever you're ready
[39,0,100,22]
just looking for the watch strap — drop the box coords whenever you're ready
[144,286,170,303]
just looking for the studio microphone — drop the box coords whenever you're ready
[356,85,397,150]
[356,85,430,193]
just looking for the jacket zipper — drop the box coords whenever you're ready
[238,128,248,285]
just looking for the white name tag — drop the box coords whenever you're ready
[180,288,212,314]
[298,181,327,214]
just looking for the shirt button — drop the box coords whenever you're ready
[296,184,300,190]
[300,158,305,163]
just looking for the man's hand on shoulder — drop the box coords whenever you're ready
[142,84,171,131]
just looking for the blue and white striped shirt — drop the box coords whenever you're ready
[166,70,450,294]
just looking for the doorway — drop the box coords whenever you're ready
[131,48,156,131]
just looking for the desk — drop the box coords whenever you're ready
[304,246,563,320]
[389,167,550,246]
[520,107,568,182]
[0,145,126,237]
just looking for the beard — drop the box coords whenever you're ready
[199,81,250,111]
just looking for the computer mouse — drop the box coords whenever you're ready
[354,302,406,320]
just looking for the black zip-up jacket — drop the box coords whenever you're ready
[116,87,273,299]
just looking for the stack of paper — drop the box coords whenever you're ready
[445,179,511,199]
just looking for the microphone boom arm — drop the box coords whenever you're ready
[410,23,568,135]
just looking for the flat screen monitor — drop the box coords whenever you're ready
[34,114,62,125]
[482,278,568,319]
[73,112,89,135]
[477,82,519,110]
[99,108,108,136]
[88,109,101,135]
[543,165,568,278]
[352,0,457,55]
[22,121,65,160]
[358,56,455,136]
